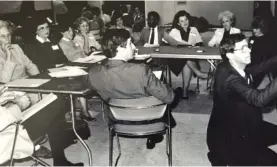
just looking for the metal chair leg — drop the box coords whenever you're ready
[168,126,172,167]
[30,156,50,166]
[115,134,121,166]
[9,123,20,167]
[166,127,169,156]
[101,101,106,123]
[109,128,114,166]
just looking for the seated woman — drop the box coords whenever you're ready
[73,17,101,55]
[109,10,132,34]
[0,20,39,83]
[245,16,277,87]
[24,16,68,73]
[81,6,104,41]
[168,10,208,98]
[208,10,240,47]
[58,21,99,121]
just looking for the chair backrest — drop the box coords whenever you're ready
[108,96,167,121]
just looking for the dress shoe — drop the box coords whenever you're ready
[146,135,164,149]
[33,146,52,159]
[80,114,97,122]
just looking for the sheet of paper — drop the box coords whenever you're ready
[21,93,57,123]
[73,55,106,63]
[48,68,88,78]
[153,71,162,79]
[5,79,50,88]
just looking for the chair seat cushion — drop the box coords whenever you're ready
[113,122,166,135]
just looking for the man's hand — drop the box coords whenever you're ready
[14,95,31,110]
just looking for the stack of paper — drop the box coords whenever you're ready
[48,68,88,78]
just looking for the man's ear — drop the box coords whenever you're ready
[226,52,233,60]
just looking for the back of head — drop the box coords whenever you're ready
[102,29,130,58]
[219,33,245,61]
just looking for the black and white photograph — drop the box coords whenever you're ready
[0,0,277,166]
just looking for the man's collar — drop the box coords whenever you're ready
[149,26,158,30]
[123,13,128,16]
[229,61,246,78]
[36,35,50,43]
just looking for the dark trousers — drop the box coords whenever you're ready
[23,95,72,164]
[208,121,277,166]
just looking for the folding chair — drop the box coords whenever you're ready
[7,93,58,166]
[107,96,172,166]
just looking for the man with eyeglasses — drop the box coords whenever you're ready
[207,33,277,166]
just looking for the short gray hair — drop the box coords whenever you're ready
[218,10,236,27]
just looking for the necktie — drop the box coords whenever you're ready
[150,28,155,44]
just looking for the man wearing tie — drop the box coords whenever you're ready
[207,33,277,166]
[137,11,179,47]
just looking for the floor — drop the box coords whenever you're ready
[14,61,277,166]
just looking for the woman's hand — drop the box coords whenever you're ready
[2,43,12,60]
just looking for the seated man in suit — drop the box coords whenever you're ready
[84,29,182,149]
[207,33,277,166]
[135,11,180,46]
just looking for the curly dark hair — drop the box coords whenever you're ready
[171,10,191,29]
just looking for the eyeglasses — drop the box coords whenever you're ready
[234,45,250,53]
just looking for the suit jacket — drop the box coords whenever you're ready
[140,26,166,45]
[84,59,174,104]
[207,61,277,152]
[208,27,241,47]
[0,44,39,83]
[24,38,68,73]
[138,26,180,46]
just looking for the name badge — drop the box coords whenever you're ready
[52,45,59,50]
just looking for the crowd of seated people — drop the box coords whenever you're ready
[2,2,277,166]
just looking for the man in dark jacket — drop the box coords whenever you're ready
[207,33,277,166]
[84,29,181,149]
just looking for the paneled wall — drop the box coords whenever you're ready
[145,1,254,30]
